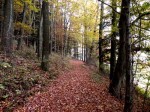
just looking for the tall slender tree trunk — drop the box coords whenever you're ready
[109,0,117,87]
[123,0,132,111]
[109,0,127,98]
[86,46,88,62]
[82,36,84,61]
[88,40,94,63]
[73,41,76,58]
[37,0,43,59]
[2,0,13,55]
[67,36,71,55]
[50,3,54,54]
[17,2,27,50]
[76,42,78,59]
[64,25,68,56]
[41,0,50,71]
[0,0,4,49]
[84,44,86,62]
[109,1,133,110]
[99,0,104,72]
[63,16,68,56]
[83,24,87,62]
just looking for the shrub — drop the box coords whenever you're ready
[49,53,70,73]
[15,47,36,59]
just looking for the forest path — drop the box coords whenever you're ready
[14,60,123,112]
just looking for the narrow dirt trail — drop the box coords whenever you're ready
[14,60,123,112]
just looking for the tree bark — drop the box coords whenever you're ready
[99,0,104,72]
[109,0,117,81]
[109,0,129,98]
[0,0,3,37]
[37,0,43,59]
[63,18,68,56]
[2,0,13,55]
[123,0,132,110]
[16,2,27,50]
[50,3,54,54]
[82,36,84,61]
[41,0,50,71]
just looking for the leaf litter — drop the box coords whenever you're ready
[14,60,124,112]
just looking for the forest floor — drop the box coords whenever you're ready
[0,52,149,112]
[13,60,124,112]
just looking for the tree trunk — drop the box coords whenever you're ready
[82,36,84,61]
[84,45,86,62]
[76,42,78,59]
[54,19,56,52]
[41,0,50,71]
[99,0,104,72]
[84,24,87,62]
[50,4,54,54]
[63,16,68,56]
[17,2,27,50]
[109,0,129,98]
[123,0,132,110]
[67,36,71,55]
[37,0,43,59]
[109,0,117,81]
[2,0,13,55]
[50,4,56,52]
[87,40,94,64]
[0,0,4,49]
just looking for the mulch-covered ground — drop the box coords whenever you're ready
[14,60,124,112]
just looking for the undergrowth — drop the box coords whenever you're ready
[0,48,70,111]
[49,53,70,77]
[91,71,102,83]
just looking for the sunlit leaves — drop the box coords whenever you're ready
[15,22,34,34]
[68,0,99,44]
[14,0,24,13]
[140,2,150,11]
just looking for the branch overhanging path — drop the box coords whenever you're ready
[14,60,123,112]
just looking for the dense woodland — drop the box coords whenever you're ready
[0,0,150,111]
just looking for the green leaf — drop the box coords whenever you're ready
[0,62,12,68]
[15,90,22,95]
[0,84,5,89]
[2,94,9,99]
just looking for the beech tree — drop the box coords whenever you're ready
[37,0,43,59]
[0,0,3,42]
[107,0,133,110]
[1,0,14,55]
[109,0,117,82]
[98,0,104,72]
[16,1,27,50]
[0,0,150,111]
[120,0,133,111]
[41,0,50,71]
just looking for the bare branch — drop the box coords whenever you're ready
[133,24,150,31]
[131,12,150,26]
[98,0,120,14]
